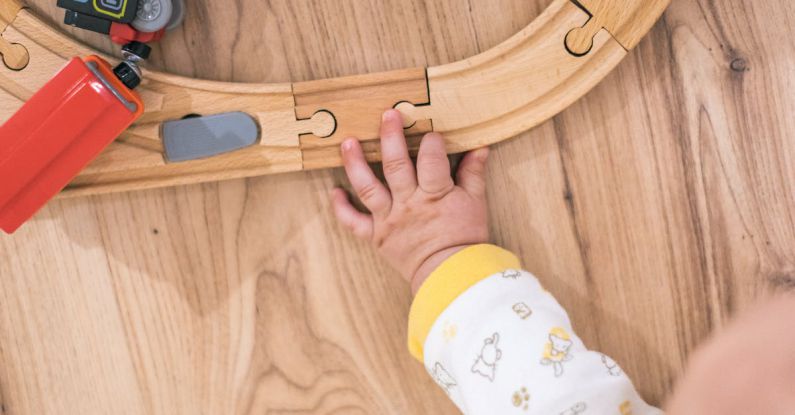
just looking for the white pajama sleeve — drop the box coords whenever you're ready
[421,269,663,415]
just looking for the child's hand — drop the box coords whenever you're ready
[331,109,491,294]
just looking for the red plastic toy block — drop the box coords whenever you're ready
[0,56,144,234]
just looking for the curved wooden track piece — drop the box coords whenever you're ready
[0,0,668,197]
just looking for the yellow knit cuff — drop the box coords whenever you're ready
[407,244,521,362]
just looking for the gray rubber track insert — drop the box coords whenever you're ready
[163,112,259,162]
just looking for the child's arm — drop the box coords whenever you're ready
[331,110,661,414]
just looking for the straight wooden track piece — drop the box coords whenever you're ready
[296,68,433,170]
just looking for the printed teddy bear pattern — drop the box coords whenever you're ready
[471,332,503,381]
[560,402,587,415]
[540,327,574,377]
[430,362,457,395]
[512,302,533,319]
[501,269,523,279]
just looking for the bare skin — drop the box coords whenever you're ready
[666,294,795,414]
[330,109,489,294]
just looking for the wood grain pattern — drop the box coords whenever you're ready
[0,0,667,196]
[400,0,627,153]
[565,0,670,54]
[0,0,793,414]
[0,0,22,27]
[0,0,27,70]
[296,67,433,169]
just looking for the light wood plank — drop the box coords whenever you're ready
[0,0,793,413]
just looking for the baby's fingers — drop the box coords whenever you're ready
[341,138,392,215]
[330,188,374,240]
[380,110,417,200]
[417,133,454,195]
[456,147,490,198]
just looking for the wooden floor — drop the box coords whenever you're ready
[1,0,793,413]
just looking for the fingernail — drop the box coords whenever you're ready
[382,109,396,121]
[342,139,354,152]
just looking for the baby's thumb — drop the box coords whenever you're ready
[457,147,490,197]
[330,188,374,240]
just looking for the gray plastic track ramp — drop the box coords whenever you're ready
[163,112,259,163]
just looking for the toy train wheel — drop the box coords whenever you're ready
[132,0,174,33]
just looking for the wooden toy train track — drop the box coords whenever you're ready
[0,0,669,197]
